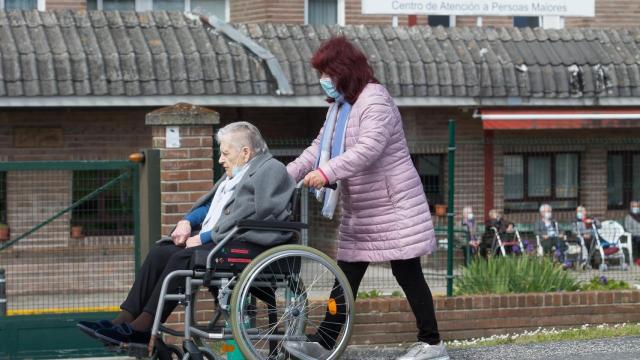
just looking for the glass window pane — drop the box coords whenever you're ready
[555,153,578,198]
[103,0,135,10]
[428,15,450,27]
[514,16,540,28]
[504,155,524,200]
[0,172,5,224]
[308,0,337,25]
[191,0,226,20]
[414,155,443,204]
[5,0,37,9]
[154,0,184,11]
[634,154,640,201]
[528,156,551,197]
[608,154,624,207]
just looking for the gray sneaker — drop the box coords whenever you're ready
[282,341,330,360]
[395,341,449,360]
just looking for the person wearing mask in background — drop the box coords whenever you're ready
[571,206,600,254]
[480,209,514,256]
[624,201,640,264]
[462,206,479,259]
[534,204,566,262]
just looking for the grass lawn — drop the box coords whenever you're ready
[447,323,640,349]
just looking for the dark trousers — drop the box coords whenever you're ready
[316,257,441,348]
[120,241,216,323]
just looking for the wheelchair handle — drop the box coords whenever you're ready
[296,179,337,190]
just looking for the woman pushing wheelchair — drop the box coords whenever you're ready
[77,122,295,347]
[284,37,448,360]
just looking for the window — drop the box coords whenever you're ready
[0,172,6,224]
[607,152,640,209]
[514,16,564,29]
[412,154,444,211]
[1,0,42,10]
[89,0,228,19]
[87,0,134,10]
[428,15,455,27]
[513,16,540,28]
[503,153,579,212]
[72,170,133,236]
[305,0,345,26]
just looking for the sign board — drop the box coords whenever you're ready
[362,0,595,17]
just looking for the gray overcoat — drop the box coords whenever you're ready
[162,152,295,247]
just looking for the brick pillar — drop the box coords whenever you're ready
[145,103,220,236]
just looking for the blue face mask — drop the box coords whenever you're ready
[319,78,340,99]
[231,157,247,178]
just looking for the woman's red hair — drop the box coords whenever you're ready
[310,37,377,104]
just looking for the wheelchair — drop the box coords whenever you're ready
[111,182,355,360]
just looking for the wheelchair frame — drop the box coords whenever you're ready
[133,184,355,360]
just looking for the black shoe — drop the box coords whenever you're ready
[77,320,114,339]
[95,323,151,346]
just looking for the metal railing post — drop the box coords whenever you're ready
[446,119,456,297]
[0,268,6,315]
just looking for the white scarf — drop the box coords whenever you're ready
[199,163,250,235]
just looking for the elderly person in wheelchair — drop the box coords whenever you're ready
[77,121,295,347]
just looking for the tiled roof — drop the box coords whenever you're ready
[2,10,640,99]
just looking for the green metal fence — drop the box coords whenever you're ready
[0,160,140,358]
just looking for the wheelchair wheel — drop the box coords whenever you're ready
[149,343,182,360]
[230,245,354,360]
[181,350,217,360]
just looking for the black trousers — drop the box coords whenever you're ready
[120,241,215,323]
[316,257,441,347]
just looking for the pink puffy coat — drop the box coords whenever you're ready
[287,83,436,262]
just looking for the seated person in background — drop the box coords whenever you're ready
[571,205,600,252]
[624,201,640,263]
[480,209,514,256]
[76,121,295,346]
[461,206,479,256]
[534,204,566,262]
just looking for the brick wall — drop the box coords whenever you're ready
[0,108,151,162]
[230,0,304,24]
[46,0,85,10]
[227,0,640,28]
[161,290,640,346]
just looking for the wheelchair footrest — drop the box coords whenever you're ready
[105,342,149,358]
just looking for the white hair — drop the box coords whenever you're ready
[215,121,268,155]
[539,203,552,213]
[462,206,473,217]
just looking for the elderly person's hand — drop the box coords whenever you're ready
[304,170,327,190]
[172,220,191,247]
[185,235,202,248]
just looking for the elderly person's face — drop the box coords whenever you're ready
[541,206,552,220]
[218,134,252,178]
[576,207,586,220]
[632,201,640,214]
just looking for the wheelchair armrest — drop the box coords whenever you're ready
[156,237,173,244]
[235,219,309,231]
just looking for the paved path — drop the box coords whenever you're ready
[344,336,640,360]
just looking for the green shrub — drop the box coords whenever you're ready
[454,256,580,295]
[580,276,630,291]
[357,289,383,299]
[391,290,404,297]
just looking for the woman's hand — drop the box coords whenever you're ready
[172,220,191,247]
[185,235,202,248]
[304,170,327,190]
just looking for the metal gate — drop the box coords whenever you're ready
[0,160,140,359]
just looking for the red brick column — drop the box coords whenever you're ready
[145,103,220,236]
